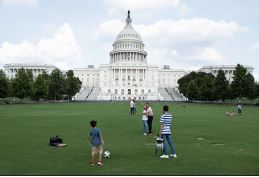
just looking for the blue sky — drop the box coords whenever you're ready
[0,0,259,81]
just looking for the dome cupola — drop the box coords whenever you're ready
[110,10,147,64]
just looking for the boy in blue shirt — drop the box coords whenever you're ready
[89,120,104,166]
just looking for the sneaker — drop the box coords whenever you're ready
[97,161,103,166]
[170,154,177,158]
[90,161,95,165]
[160,154,169,159]
[144,133,147,136]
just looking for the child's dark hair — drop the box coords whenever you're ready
[90,120,97,127]
[163,105,169,112]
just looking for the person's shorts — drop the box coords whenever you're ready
[92,145,103,154]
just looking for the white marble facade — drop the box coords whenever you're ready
[3,63,56,79]
[74,12,187,100]
[198,65,254,82]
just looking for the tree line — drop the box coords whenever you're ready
[178,64,259,101]
[0,68,82,102]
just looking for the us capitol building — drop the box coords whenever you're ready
[3,11,254,101]
[73,11,187,101]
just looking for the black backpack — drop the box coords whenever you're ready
[49,135,63,146]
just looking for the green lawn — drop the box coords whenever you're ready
[0,102,259,175]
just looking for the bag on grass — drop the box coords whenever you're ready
[49,135,63,146]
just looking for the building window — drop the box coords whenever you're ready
[135,89,138,94]
[108,89,111,93]
[141,89,144,94]
[115,89,118,94]
[128,89,131,95]
[121,89,124,95]
[148,89,151,93]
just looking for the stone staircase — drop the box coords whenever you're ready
[86,87,101,100]
[75,86,92,101]
[166,87,185,101]
[158,88,174,101]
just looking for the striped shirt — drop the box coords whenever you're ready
[160,112,173,134]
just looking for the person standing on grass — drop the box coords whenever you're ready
[159,105,177,159]
[89,120,104,166]
[146,102,154,135]
[130,99,135,115]
[142,105,148,135]
[133,99,137,115]
[237,103,242,114]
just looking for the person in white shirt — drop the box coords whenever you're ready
[145,102,154,135]
[142,105,149,135]
[130,99,134,115]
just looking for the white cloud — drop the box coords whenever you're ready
[94,19,124,41]
[106,0,190,17]
[1,0,38,6]
[95,18,246,68]
[137,18,247,45]
[252,43,259,50]
[95,18,247,44]
[0,23,82,70]
[194,47,223,62]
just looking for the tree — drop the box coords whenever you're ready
[178,71,197,97]
[230,64,249,99]
[213,69,229,101]
[65,70,82,101]
[245,73,256,100]
[187,80,199,101]
[12,68,33,102]
[0,69,9,98]
[34,73,49,101]
[49,69,65,101]
[199,75,214,101]
[256,83,259,98]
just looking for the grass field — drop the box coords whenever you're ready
[0,102,259,175]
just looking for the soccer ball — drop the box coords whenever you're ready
[103,150,111,158]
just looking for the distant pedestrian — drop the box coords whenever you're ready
[89,120,104,166]
[130,99,134,115]
[146,102,154,135]
[159,105,177,159]
[237,104,242,114]
[142,105,148,135]
[133,99,137,114]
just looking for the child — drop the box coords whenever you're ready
[89,120,104,166]
[142,105,148,135]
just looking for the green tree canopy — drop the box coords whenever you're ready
[49,69,65,101]
[187,80,199,101]
[12,68,33,102]
[213,69,229,100]
[0,69,9,98]
[65,70,82,100]
[34,73,49,101]
[230,64,249,98]
[245,73,256,100]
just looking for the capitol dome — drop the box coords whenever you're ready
[110,11,147,64]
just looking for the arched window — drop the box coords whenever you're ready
[128,89,131,95]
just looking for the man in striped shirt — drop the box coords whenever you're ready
[159,105,177,159]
